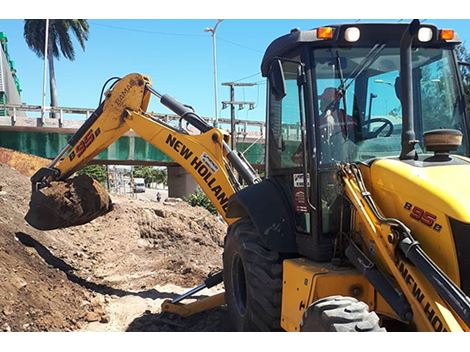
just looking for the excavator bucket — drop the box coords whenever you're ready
[0,147,112,230]
[25,174,112,230]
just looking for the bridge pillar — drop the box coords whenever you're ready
[167,165,198,199]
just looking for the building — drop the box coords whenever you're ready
[0,32,22,115]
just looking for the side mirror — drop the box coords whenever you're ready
[268,59,286,100]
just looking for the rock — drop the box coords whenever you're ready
[2,306,13,316]
[80,300,91,307]
[90,296,102,306]
[99,315,110,323]
[22,323,30,330]
[85,311,100,322]
[3,323,11,332]
[163,197,182,204]
[154,209,167,218]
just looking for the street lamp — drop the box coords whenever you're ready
[41,19,50,123]
[204,19,224,127]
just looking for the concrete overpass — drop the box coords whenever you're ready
[0,105,266,197]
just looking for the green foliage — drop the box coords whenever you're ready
[23,20,89,60]
[456,44,470,111]
[185,188,217,215]
[76,165,107,184]
[23,20,89,113]
[132,166,167,186]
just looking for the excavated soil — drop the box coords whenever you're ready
[25,175,113,230]
[0,159,229,332]
[0,164,95,332]
[44,195,226,289]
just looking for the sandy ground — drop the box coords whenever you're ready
[82,284,230,332]
[0,161,232,332]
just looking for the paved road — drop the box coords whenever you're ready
[134,187,169,203]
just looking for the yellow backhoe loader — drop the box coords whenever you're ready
[26,20,470,331]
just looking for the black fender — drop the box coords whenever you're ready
[226,179,298,253]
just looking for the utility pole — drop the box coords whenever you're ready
[221,82,256,150]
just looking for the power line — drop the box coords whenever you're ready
[218,37,263,53]
[90,21,206,37]
[90,21,263,54]
[233,72,261,83]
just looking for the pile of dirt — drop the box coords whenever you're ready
[0,164,103,332]
[42,196,226,289]
[26,175,113,230]
[0,147,49,177]
[1,156,228,331]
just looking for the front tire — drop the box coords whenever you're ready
[223,219,283,331]
[300,295,386,332]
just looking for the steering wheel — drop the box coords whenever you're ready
[361,118,394,139]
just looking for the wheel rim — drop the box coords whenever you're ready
[232,253,248,316]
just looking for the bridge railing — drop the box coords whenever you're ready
[0,103,266,141]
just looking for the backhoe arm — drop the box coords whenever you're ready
[29,73,259,226]
[339,163,470,332]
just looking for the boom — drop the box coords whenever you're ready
[30,73,260,223]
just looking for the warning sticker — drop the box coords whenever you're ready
[293,173,310,188]
[293,188,308,213]
[201,152,219,173]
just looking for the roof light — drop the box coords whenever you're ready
[418,27,433,42]
[317,27,334,40]
[344,27,360,42]
[440,29,455,40]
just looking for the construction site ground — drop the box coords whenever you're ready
[0,160,232,332]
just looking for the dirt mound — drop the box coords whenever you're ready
[1,157,227,331]
[43,197,226,289]
[0,164,100,331]
[0,147,49,177]
[26,175,112,230]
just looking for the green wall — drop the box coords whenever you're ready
[0,130,264,165]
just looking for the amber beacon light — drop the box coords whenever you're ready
[440,29,455,40]
[317,27,334,39]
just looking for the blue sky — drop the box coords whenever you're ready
[1,19,470,123]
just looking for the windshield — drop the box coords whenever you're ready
[312,46,468,165]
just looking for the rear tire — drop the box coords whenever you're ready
[300,295,386,332]
[223,219,283,331]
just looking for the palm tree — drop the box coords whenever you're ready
[23,19,89,117]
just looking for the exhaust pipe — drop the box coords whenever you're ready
[399,19,420,160]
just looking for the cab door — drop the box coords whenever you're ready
[266,54,333,260]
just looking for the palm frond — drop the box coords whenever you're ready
[55,20,75,60]
[23,19,46,58]
[23,19,89,61]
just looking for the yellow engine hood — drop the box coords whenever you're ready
[367,157,470,223]
[360,156,470,284]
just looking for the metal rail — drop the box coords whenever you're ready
[0,103,266,138]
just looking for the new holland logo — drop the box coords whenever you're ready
[165,133,229,212]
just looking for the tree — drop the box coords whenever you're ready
[132,166,167,187]
[456,44,470,111]
[23,20,89,117]
[76,164,107,185]
[185,188,217,215]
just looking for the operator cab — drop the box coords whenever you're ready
[262,22,469,260]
